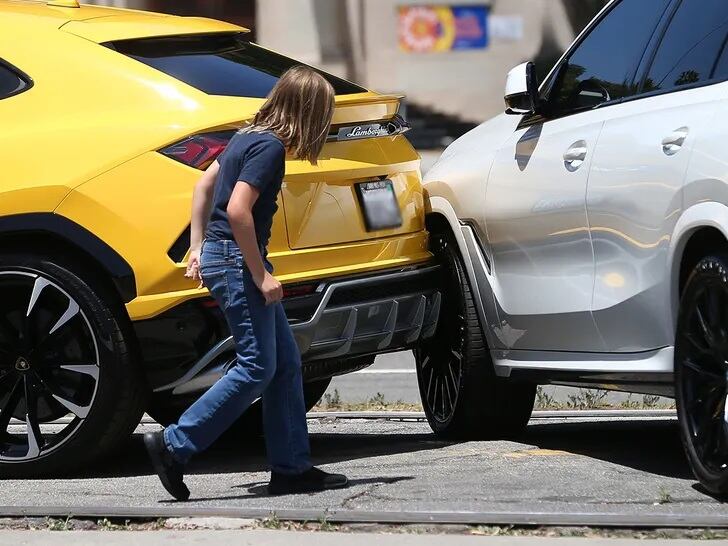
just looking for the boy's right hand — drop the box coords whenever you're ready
[185,248,203,288]
[256,271,283,305]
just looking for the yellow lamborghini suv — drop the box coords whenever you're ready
[0,0,439,475]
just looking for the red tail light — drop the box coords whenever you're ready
[202,285,317,303]
[160,130,235,170]
[283,284,318,298]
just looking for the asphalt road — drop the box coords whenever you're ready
[1,414,725,521]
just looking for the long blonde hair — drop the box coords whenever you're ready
[246,66,335,165]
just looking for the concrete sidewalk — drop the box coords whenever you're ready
[1,531,725,545]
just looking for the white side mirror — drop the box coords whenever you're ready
[504,62,539,115]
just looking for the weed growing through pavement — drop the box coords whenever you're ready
[321,388,341,408]
[260,514,281,530]
[657,486,673,505]
[619,395,641,409]
[642,395,662,408]
[313,389,421,412]
[620,394,674,410]
[535,388,612,410]
[315,387,674,412]
[46,516,72,531]
[318,515,335,532]
[4,518,728,538]
[567,389,609,410]
[533,387,680,411]
[535,386,559,409]
[96,518,133,531]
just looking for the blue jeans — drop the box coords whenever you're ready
[164,239,312,474]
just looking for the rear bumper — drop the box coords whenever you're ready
[290,265,441,361]
[150,264,441,396]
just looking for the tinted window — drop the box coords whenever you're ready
[713,40,728,81]
[0,62,28,99]
[108,33,366,97]
[644,0,728,93]
[547,0,669,116]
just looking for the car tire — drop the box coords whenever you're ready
[415,230,535,440]
[0,252,146,477]
[675,254,728,496]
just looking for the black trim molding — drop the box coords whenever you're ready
[168,225,191,263]
[0,58,33,100]
[0,213,137,302]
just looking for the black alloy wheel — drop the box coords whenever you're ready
[415,234,465,426]
[676,254,728,495]
[0,255,145,477]
[0,271,100,462]
[415,229,535,439]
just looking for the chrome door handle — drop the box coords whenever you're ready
[563,141,587,171]
[564,147,587,161]
[662,127,688,156]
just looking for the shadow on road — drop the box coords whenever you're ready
[71,429,451,480]
[522,419,692,480]
[60,417,691,483]
[159,476,414,504]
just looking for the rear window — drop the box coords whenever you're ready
[106,32,366,97]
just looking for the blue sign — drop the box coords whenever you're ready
[451,6,489,50]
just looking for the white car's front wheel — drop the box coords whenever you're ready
[415,228,535,440]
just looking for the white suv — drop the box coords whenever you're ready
[421,0,728,495]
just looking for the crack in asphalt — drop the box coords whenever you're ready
[340,478,405,509]
[341,485,382,509]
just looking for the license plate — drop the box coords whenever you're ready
[356,180,402,231]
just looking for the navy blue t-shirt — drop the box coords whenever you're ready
[205,130,286,251]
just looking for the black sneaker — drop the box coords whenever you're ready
[268,466,348,495]
[143,431,190,501]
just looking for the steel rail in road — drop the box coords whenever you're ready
[24,409,676,427]
[0,506,725,529]
[308,409,677,421]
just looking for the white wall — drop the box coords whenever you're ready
[361,0,575,122]
[254,0,577,123]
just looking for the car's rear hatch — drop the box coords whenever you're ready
[64,22,424,251]
[279,93,422,250]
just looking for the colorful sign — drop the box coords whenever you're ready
[398,5,489,53]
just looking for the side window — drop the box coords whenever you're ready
[545,0,669,117]
[643,0,728,93]
[0,61,30,99]
[712,38,728,81]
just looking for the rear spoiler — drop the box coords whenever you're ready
[332,93,404,126]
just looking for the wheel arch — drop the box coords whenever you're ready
[426,196,506,353]
[669,202,728,333]
[0,213,137,306]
